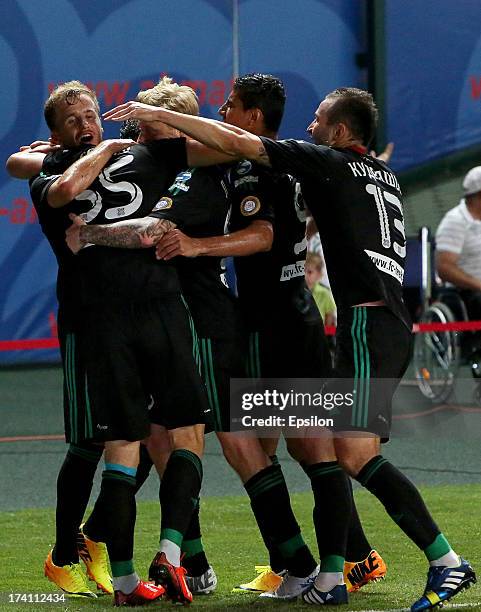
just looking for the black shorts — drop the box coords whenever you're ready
[196,335,246,433]
[329,306,412,439]
[246,313,332,378]
[58,309,94,444]
[83,295,210,442]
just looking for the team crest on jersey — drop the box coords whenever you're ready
[236,160,252,175]
[240,196,261,216]
[153,197,173,211]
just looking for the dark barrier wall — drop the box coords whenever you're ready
[0,0,363,364]
[385,0,481,171]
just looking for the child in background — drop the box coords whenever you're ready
[305,252,336,327]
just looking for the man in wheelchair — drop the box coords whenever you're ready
[415,166,481,402]
[436,166,481,356]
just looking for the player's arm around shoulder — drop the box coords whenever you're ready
[6,140,62,179]
[48,139,136,208]
[103,101,271,166]
[6,151,46,179]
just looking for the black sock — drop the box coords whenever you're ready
[89,468,137,565]
[345,478,372,562]
[265,455,285,572]
[181,501,209,576]
[303,462,351,563]
[356,456,440,550]
[244,464,316,577]
[52,443,102,566]
[160,449,203,546]
[134,444,153,493]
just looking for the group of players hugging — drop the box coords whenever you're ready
[7,72,475,609]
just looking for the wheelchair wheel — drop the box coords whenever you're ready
[413,301,461,402]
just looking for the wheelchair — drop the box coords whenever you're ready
[409,228,481,403]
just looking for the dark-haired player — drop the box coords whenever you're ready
[104,86,476,610]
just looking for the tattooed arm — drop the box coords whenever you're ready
[65,213,176,254]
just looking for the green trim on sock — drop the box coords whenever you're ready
[171,449,203,480]
[181,538,204,558]
[160,528,184,548]
[320,554,345,573]
[102,471,136,487]
[278,533,306,558]
[68,444,102,463]
[111,559,134,578]
[305,464,343,479]
[357,457,388,487]
[424,534,452,561]
[245,473,284,499]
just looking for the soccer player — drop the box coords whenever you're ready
[6,82,117,599]
[8,81,229,606]
[104,86,476,610]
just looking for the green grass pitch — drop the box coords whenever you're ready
[1,486,480,611]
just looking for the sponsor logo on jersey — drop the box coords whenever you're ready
[169,170,192,193]
[153,197,173,211]
[240,196,261,216]
[280,260,305,281]
[236,160,252,175]
[364,249,404,284]
[234,175,259,188]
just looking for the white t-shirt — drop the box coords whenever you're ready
[435,199,481,280]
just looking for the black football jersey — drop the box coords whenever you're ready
[73,139,188,306]
[150,166,240,338]
[226,160,320,329]
[29,145,96,324]
[260,138,411,329]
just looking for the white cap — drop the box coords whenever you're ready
[463,166,481,196]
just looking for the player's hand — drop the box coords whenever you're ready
[103,138,137,153]
[155,229,202,260]
[103,101,163,123]
[65,213,87,254]
[19,139,60,154]
[370,142,394,163]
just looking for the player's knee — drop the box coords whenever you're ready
[169,424,205,457]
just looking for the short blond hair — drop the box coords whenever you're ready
[44,80,100,130]
[306,252,324,271]
[137,76,199,115]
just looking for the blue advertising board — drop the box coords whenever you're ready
[384,0,481,171]
[0,0,362,364]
